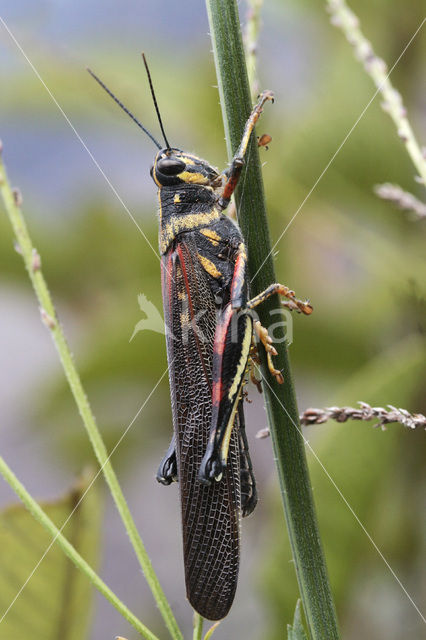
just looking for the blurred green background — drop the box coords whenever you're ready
[0,1,425,639]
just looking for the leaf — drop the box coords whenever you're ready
[204,620,221,640]
[287,600,308,640]
[0,469,101,640]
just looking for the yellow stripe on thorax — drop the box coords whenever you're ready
[160,209,221,253]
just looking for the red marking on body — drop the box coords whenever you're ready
[212,380,222,406]
[230,252,245,303]
[176,243,211,390]
[211,304,234,405]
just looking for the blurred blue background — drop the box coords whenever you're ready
[0,1,425,639]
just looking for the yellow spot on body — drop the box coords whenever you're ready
[200,228,221,242]
[177,171,209,184]
[174,193,181,204]
[180,156,195,165]
[180,310,190,325]
[197,253,222,279]
[177,291,186,300]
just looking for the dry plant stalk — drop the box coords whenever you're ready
[374,183,426,220]
[326,0,426,215]
[257,402,426,438]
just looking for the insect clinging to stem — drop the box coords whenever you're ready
[88,54,312,621]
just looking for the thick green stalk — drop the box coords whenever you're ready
[243,0,264,100]
[205,2,340,638]
[0,150,182,640]
[0,456,158,640]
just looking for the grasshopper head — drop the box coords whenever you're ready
[151,148,221,188]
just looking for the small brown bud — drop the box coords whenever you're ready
[12,188,23,207]
[32,248,41,271]
[258,133,272,149]
[40,308,56,329]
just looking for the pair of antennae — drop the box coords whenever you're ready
[87,53,170,150]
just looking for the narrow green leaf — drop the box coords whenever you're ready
[0,457,157,639]
[287,600,308,640]
[0,133,182,640]
[0,470,100,640]
[203,620,221,640]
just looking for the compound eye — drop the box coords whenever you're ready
[156,157,186,176]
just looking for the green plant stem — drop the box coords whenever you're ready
[0,456,158,640]
[205,2,340,638]
[0,151,182,640]
[192,612,204,640]
[326,0,426,189]
[243,0,264,100]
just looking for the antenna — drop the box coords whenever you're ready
[141,53,171,150]
[87,68,162,150]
